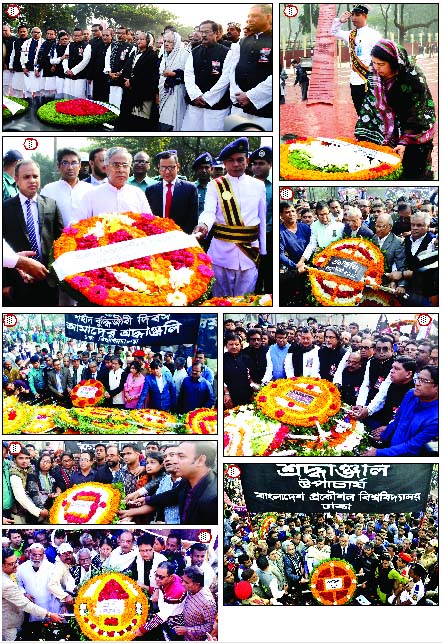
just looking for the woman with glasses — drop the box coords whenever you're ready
[318,326,347,382]
[119,32,159,130]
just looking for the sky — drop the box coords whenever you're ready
[165,3,253,30]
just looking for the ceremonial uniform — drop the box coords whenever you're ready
[9,36,28,97]
[104,41,134,108]
[62,41,91,98]
[330,14,381,114]
[182,42,231,131]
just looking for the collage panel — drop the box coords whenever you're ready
[279,3,438,181]
[2,526,218,641]
[278,185,438,308]
[2,312,217,436]
[223,312,438,456]
[3,2,273,133]
[223,462,438,606]
[2,133,273,307]
[3,438,217,526]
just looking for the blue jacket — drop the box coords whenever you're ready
[343,224,374,239]
[136,373,177,411]
[379,389,438,456]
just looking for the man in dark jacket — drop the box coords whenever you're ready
[343,207,374,239]
[330,534,359,566]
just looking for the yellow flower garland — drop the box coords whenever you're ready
[130,408,178,430]
[74,572,149,641]
[49,482,121,525]
[310,560,357,605]
[256,377,341,426]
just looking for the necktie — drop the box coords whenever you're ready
[73,370,77,385]
[25,198,40,260]
[165,182,172,218]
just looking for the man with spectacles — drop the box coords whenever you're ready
[372,213,407,291]
[20,26,45,100]
[146,150,198,234]
[354,336,395,408]
[127,151,156,190]
[361,365,438,456]
[77,146,151,218]
[41,148,93,226]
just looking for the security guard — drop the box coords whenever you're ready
[193,152,213,216]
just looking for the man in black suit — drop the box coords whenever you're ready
[372,213,406,289]
[46,358,73,406]
[342,207,374,239]
[146,151,199,234]
[81,360,100,380]
[3,160,64,306]
[330,534,360,567]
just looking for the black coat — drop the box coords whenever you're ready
[148,470,217,524]
[145,179,199,234]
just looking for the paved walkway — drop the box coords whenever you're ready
[281,55,438,177]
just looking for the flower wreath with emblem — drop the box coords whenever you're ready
[310,559,357,605]
[71,379,106,407]
[49,482,122,524]
[74,572,149,641]
[185,408,217,434]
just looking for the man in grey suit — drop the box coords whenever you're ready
[46,358,73,406]
[372,213,406,290]
[2,160,64,306]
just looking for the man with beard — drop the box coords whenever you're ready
[3,24,16,95]
[16,543,58,622]
[242,328,268,383]
[354,336,395,407]
[47,543,76,612]
[285,326,320,378]
[8,24,29,97]
[36,28,57,99]
[182,20,231,131]
[63,27,92,98]
[83,148,107,185]
[70,548,100,585]
[129,532,167,590]
[104,26,134,109]
[416,341,432,371]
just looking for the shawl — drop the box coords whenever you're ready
[108,545,139,572]
[355,39,436,147]
[158,32,189,129]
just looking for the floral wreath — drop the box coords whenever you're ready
[52,212,214,306]
[71,379,106,407]
[280,137,402,181]
[185,408,217,434]
[256,377,341,427]
[258,512,279,539]
[308,238,385,306]
[202,294,272,307]
[130,408,178,431]
[310,559,357,605]
[37,99,118,128]
[49,482,121,524]
[74,572,149,641]
[3,96,29,121]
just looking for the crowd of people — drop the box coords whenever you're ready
[2,528,218,641]
[223,506,438,606]
[3,138,272,305]
[3,331,216,413]
[223,316,438,456]
[3,3,272,131]
[3,439,217,526]
[280,191,438,306]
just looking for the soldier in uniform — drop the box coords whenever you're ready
[192,152,213,216]
[8,24,28,98]
[331,4,381,114]
[249,146,272,294]
[104,26,134,109]
[182,20,231,131]
[62,27,92,98]
[193,137,266,297]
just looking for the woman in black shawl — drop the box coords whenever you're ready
[355,39,436,180]
[118,31,159,130]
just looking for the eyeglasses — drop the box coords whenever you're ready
[159,165,177,172]
[376,346,391,353]
[416,376,434,384]
[109,162,130,169]
[155,572,167,579]
[60,160,80,167]
[199,30,214,35]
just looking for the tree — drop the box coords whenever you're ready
[31,152,57,188]
[394,4,438,44]
[379,4,392,38]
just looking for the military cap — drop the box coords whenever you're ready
[249,146,272,163]
[192,152,213,170]
[218,137,249,161]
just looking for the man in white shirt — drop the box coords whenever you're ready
[62,27,91,98]
[16,544,58,620]
[297,200,344,272]
[82,147,108,185]
[41,148,93,227]
[193,137,266,297]
[330,5,381,114]
[76,147,151,218]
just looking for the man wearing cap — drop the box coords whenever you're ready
[250,146,272,294]
[3,149,23,201]
[194,137,266,297]
[357,541,378,600]
[397,552,412,578]
[211,159,225,178]
[182,20,231,131]
[331,5,381,115]
[146,151,198,235]
[3,160,63,306]
[127,151,156,190]
[47,543,76,612]
[193,153,213,216]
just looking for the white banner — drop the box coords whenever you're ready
[52,230,200,280]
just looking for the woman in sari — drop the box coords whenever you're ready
[355,39,436,179]
[158,31,189,131]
